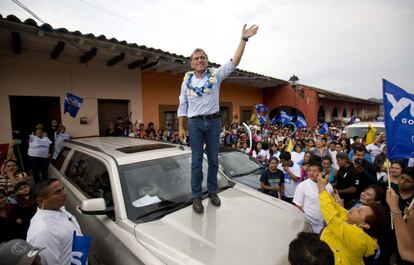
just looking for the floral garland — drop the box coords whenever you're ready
[183,68,217,97]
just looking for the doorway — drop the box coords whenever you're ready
[97,99,129,136]
[9,96,61,168]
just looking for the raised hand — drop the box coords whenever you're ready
[242,24,259,39]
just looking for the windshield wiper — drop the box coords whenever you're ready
[136,200,192,220]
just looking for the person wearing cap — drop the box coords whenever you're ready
[335,152,359,208]
[0,239,43,265]
[177,24,259,214]
[26,179,83,265]
[260,157,284,198]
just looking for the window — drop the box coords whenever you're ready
[164,111,178,131]
[51,147,71,170]
[64,151,113,208]
[242,110,251,123]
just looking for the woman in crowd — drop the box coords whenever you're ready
[252,142,267,164]
[317,175,387,265]
[28,127,52,183]
[0,159,28,195]
[334,185,385,210]
[311,138,331,158]
[322,156,337,185]
[397,167,414,214]
[52,125,70,160]
[291,143,304,165]
[389,160,405,185]
[267,143,280,160]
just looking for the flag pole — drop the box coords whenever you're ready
[387,166,394,230]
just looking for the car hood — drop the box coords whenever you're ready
[134,188,306,265]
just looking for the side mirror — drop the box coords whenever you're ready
[79,198,114,215]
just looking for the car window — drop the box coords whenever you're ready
[51,147,71,170]
[218,152,261,177]
[118,154,229,220]
[345,126,385,138]
[64,151,114,208]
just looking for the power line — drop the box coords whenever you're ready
[10,0,86,53]
[77,0,183,45]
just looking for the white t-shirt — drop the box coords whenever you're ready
[377,172,388,182]
[366,143,385,162]
[278,162,301,198]
[293,178,333,234]
[291,151,304,165]
[52,133,70,159]
[253,149,268,161]
[27,207,83,265]
[28,135,52,158]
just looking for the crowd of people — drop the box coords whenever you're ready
[0,113,413,265]
[217,120,414,265]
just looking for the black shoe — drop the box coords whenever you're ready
[192,198,204,214]
[209,193,221,207]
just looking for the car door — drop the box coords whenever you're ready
[62,150,123,265]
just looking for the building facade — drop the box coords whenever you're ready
[0,14,380,150]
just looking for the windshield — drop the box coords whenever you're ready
[218,151,262,177]
[345,126,385,138]
[118,154,229,222]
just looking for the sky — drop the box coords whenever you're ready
[1,0,414,99]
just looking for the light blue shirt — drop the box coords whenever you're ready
[177,60,236,118]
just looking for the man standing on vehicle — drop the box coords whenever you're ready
[177,24,259,213]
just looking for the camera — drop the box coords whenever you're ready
[355,158,364,165]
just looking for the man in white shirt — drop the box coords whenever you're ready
[27,179,83,265]
[278,151,301,203]
[366,133,385,162]
[293,161,333,234]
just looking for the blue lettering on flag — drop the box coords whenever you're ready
[71,231,92,265]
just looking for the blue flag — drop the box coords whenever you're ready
[349,115,357,124]
[383,79,414,160]
[71,232,92,265]
[320,122,329,134]
[64,93,84,118]
[279,111,293,125]
[295,114,308,129]
[255,104,269,114]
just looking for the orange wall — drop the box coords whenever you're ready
[263,84,319,127]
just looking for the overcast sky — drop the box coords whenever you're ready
[1,0,413,99]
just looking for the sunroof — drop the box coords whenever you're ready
[116,144,174,153]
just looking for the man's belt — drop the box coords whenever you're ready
[190,112,221,120]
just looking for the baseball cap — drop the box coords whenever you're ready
[0,239,44,265]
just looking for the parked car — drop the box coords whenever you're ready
[217,147,264,191]
[343,121,385,138]
[50,137,308,265]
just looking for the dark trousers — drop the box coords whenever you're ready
[29,156,49,183]
[281,195,294,204]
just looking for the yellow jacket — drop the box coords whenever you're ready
[319,191,378,265]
